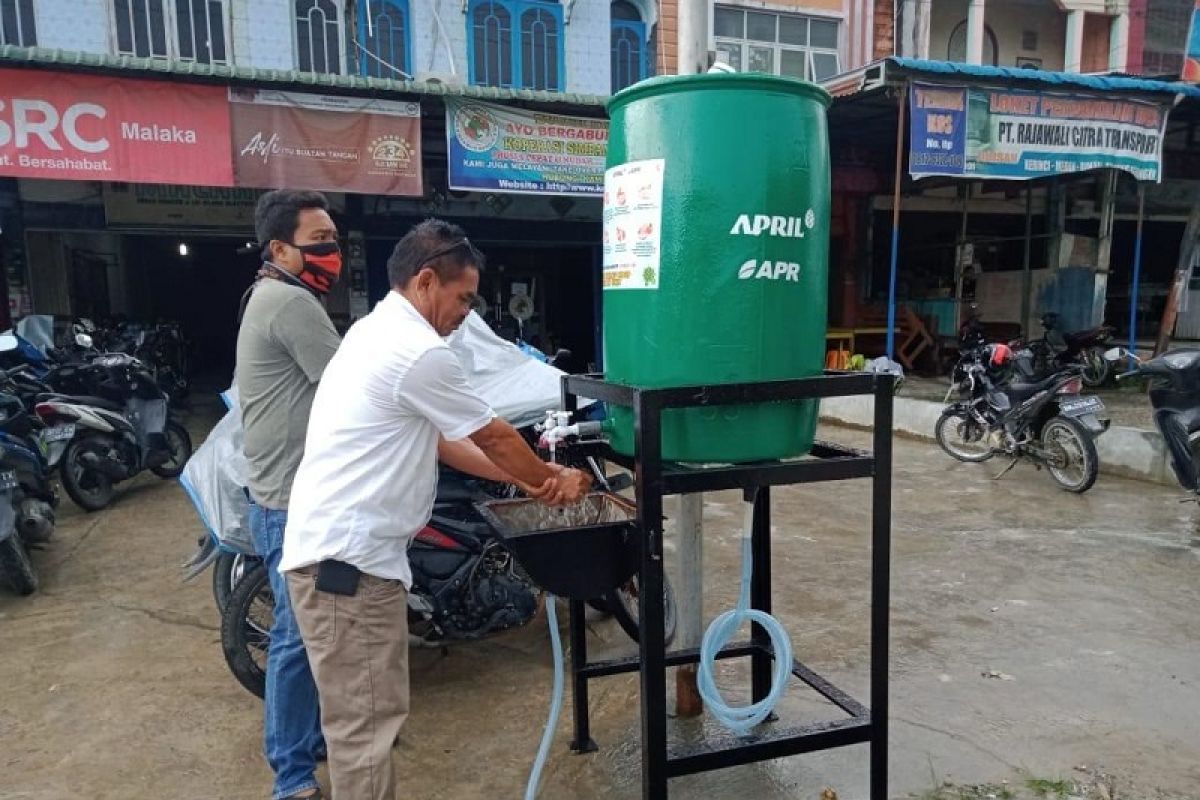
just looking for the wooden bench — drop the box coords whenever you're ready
[845,306,936,372]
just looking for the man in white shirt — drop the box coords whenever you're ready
[280,219,590,800]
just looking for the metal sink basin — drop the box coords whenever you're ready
[476,493,639,601]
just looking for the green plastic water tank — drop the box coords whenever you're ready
[602,72,831,463]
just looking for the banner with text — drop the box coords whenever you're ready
[1184,0,1200,81]
[444,98,606,196]
[909,82,1169,182]
[103,184,261,228]
[230,88,422,195]
[0,68,232,185]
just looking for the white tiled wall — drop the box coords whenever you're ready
[565,0,610,95]
[238,0,298,71]
[33,0,110,54]
[412,0,472,79]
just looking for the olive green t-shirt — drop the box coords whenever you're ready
[235,279,340,509]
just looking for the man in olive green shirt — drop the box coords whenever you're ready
[234,189,342,800]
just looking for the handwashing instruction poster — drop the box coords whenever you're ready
[603,159,664,290]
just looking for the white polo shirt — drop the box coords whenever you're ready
[279,291,496,587]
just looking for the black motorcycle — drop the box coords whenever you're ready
[936,344,1109,493]
[1020,312,1114,388]
[217,471,674,699]
[1107,348,1200,495]
[34,354,191,511]
[0,394,59,596]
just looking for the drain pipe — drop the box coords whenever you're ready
[697,489,793,735]
[525,595,565,799]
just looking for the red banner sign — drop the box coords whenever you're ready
[0,68,233,186]
[230,88,422,195]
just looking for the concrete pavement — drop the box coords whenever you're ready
[0,426,1197,799]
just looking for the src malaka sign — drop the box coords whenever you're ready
[0,68,233,186]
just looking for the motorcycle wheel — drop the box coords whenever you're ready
[935,409,995,463]
[150,421,192,479]
[1042,416,1099,493]
[0,534,38,595]
[1080,347,1111,388]
[212,551,260,614]
[60,436,116,512]
[604,573,678,646]
[220,560,270,699]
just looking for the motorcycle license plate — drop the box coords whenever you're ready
[42,424,76,443]
[1060,396,1105,415]
[0,470,17,490]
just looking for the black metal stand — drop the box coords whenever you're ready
[562,372,894,800]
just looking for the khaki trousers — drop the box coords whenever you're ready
[287,566,410,800]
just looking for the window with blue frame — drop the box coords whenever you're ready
[358,0,410,79]
[469,0,563,91]
[611,1,647,93]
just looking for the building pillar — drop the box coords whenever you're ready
[901,0,932,59]
[900,0,916,57]
[676,0,709,75]
[1065,10,1086,72]
[966,0,987,65]
[1109,9,1130,72]
[916,0,932,59]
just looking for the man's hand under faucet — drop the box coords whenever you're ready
[457,419,593,506]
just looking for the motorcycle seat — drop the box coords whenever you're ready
[36,393,125,413]
[1064,328,1108,346]
[1005,374,1064,405]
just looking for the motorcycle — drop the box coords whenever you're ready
[1020,312,1114,388]
[0,393,59,596]
[216,467,670,699]
[186,311,673,698]
[35,353,192,511]
[1105,347,1200,495]
[936,343,1110,493]
[0,336,83,471]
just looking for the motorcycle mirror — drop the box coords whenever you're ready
[0,334,18,354]
[75,333,94,349]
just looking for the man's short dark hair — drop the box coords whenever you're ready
[254,190,329,255]
[387,219,485,288]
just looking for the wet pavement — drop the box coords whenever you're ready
[1,424,1198,800]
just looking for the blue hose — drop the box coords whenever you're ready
[697,501,793,737]
[525,593,565,800]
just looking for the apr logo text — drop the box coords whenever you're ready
[738,260,801,282]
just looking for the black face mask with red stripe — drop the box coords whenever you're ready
[291,241,343,294]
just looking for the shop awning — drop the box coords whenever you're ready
[824,58,1200,360]
[827,57,1200,101]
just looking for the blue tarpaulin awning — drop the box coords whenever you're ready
[884,57,1200,99]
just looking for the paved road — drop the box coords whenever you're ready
[1,425,1197,799]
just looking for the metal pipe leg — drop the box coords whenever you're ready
[569,597,598,753]
[870,378,894,800]
[749,486,774,708]
[635,392,669,799]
